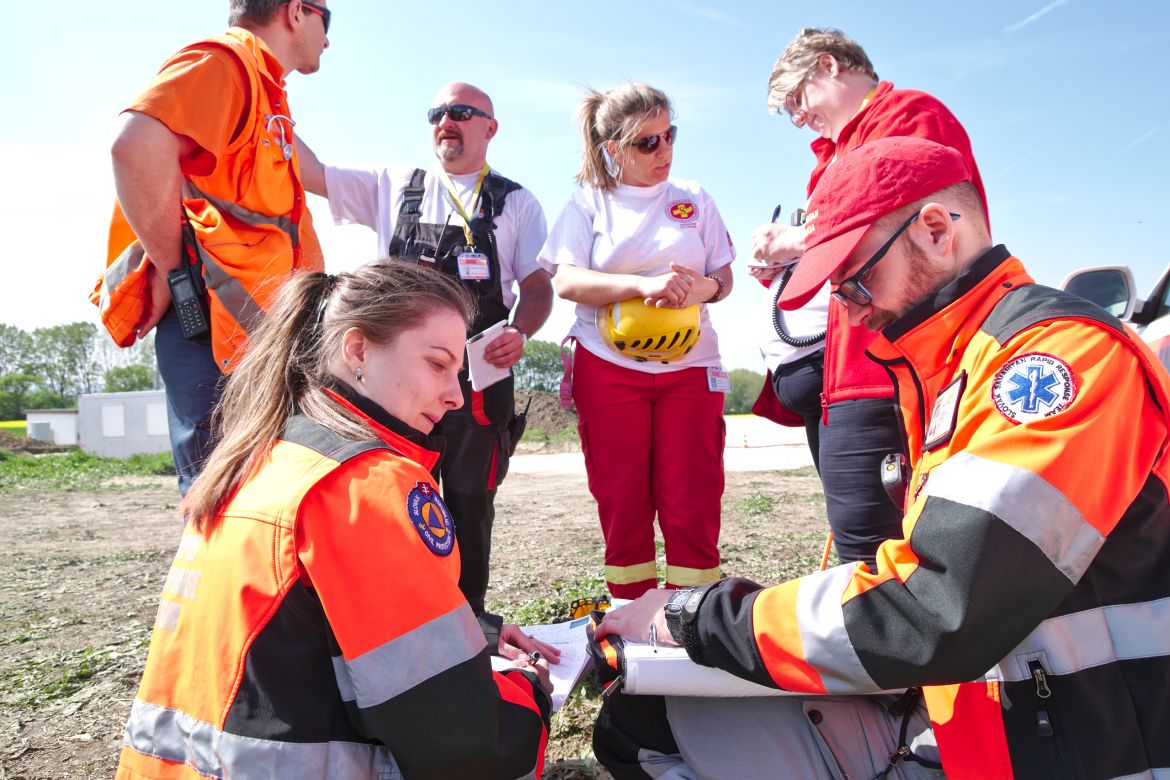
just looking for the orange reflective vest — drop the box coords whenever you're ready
[91,28,322,372]
[116,389,549,779]
[691,247,1170,778]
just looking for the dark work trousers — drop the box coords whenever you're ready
[155,309,222,497]
[770,350,826,473]
[820,397,906,568]
[593,691,684,779]
[436,371,514,613]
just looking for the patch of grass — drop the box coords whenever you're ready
[0,419,27,436]
[737,494,775,516]
[6,645,114,709]
[493,572,609,626]
[523,427,579,445]
[0,449,175,493]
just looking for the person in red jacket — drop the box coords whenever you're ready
[594,138,1170,780]
[116,261,556,780]
[751,28,986,567]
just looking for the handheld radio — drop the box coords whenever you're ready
[167,266,211,339]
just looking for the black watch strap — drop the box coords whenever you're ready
[665,586,709,665]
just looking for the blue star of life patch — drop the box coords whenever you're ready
[407,481,454,556]
[991,352,1078,424]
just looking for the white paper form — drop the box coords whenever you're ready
[490,615,594,712]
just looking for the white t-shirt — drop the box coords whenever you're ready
[759,282,829,373]
[538,179,735,373]
[324,163,547,309]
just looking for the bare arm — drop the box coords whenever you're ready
[294,133,328,197]
[551,264,692,307]
[111,111,195,335]
[483,269,554,369]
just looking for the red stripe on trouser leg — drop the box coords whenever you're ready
[573,348,659,598]
[471,388,491,426]
[650,363,724,587]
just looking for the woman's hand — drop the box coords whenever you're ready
[510,655,553,694]
[497,623,561,664]
[638,269,693,308]
[592,589,676,646]
[751,222,805,267]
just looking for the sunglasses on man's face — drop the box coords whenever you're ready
[427,104,494,125]
[630,125,677,154]
[283,0,331,34]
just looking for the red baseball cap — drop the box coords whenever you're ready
[778,137,973,310]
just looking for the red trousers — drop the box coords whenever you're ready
[572,347,725,598]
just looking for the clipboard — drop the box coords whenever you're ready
[466,320,511,391]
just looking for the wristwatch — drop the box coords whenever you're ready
[509,324,528,348]
[664,586,708,664]
[704,273,726,303]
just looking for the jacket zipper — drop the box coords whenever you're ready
[1028,659,1079,779]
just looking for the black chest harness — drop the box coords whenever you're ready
[388,168,521,334]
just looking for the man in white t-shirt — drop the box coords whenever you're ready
[296,82,553,613]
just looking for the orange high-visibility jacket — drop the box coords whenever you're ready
[92,28,322,372]
[116,389,549,780]
[687,247,1170,779]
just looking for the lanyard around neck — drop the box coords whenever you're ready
[435,164,490,246]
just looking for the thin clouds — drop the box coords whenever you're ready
[677,1,743,28]
[988,146,1044,182]
[1004,0,1070,35]
[1109,127,1161,160]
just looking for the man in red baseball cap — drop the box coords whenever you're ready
[591,135,1170,779]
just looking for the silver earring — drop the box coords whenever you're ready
[355,366,364,381]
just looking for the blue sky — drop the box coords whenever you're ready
[3,0,1167,371]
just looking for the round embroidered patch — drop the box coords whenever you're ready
[990,353,1078,424]
[407,481,454,556]
[667,200,697,222]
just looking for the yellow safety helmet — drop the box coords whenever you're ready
[597,297,701,364]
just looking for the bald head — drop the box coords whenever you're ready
[430,82,498,174]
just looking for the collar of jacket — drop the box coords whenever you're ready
[809,80,894,162]
[322,380,445,473]
[868,245,1030,375]
[224,26,287,87]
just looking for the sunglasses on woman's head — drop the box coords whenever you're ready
[631,125,677,154]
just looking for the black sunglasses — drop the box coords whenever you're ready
[832,212,961,307]
[631,125,677,154]
[427,104,494,125]
[283,0,331,33]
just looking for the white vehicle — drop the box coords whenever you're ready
[1061,265,1170,371]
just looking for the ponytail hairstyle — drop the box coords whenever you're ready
[575,82,672,191]
[182,261,474,531]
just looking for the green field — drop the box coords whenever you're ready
[0,420,26,437]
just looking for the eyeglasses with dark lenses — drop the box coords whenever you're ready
[831,212,961,307]
[630,125,678,154]
[283,0,331,33]
[427,104,494,125]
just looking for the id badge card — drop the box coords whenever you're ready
[706,366,731,393]
[457,252,491,281]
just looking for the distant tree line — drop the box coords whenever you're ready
[513,339,765,415]
[0,323,159,420]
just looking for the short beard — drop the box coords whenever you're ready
[436,139,464,163]
[866,237,953,331]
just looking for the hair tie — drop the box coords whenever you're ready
[313,273,336,331]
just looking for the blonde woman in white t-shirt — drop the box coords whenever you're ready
[537,83,735,599]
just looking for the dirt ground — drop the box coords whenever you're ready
[0,459,827,779]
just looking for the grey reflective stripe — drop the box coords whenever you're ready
[332,654,355,701]
[123,698,402,779]
[996,596,1170,683]
[1111,768,1170,780]
[795,564,881,693]
[105,243,145,292]
[189,236,266,336]
[344,602,486,709]
[183,181,299,247]
[923,451,1104,584]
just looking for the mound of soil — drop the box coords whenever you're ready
[0,430,73,455]
[515,390,577,432]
